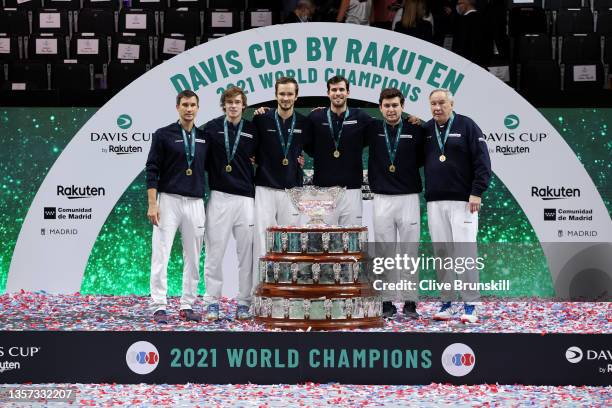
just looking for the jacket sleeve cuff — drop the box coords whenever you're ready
[146,180,158,190]
[470,187,483,197]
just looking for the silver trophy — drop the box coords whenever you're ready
[286,186,345,225]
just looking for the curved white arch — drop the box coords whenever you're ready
[7,23,611,294]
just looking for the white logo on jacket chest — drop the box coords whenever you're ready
[322,121,357,126]
[377,134,412,138]
[217,131,253,138]
[267,129,302,133]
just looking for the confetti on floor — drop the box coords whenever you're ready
[1,293,610,406]
[0,383,610,407]
[0,292,610,333]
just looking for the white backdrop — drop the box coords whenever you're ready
[7,24,611,297]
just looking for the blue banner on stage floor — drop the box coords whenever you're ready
[0,332,610,386]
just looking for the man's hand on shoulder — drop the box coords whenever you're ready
[406,114,423,126]
[254,106,270,115]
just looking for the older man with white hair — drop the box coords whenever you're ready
[424,88,491,323]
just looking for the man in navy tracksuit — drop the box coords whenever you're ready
[202,86,258,321]
[304,75,372,226]
[424,88,491,324]
[146,90,208,324]
[252,77,309,290]
[366,87,425,319]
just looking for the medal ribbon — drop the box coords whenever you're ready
[274,110,296,160]
[383,120,403,166]
[326,107,350,151]
[180,124,196,170]
[434,112,455,156]
[224,118,244,165]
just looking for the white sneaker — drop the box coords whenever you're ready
[433,302,455,321]
[460,303,478,324]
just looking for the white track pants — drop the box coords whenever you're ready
[373,193,421,302]
[427,200,480,302]
[204,190,254,306]
[253,186,301,290]
[324,188,363,226]
[150,192,205,312]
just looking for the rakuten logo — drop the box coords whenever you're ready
[531,186,580,200]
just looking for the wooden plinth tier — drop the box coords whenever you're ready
[255,282,377,299]
[254,224,383,331]
[256,317,384,331]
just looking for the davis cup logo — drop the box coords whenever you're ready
[504,114,520,130]
[565,346,583,363]
[441,343,476,377]
[126,341,159,374]
[116,114,132,130]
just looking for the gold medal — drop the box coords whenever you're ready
[225,164,232,172]
[389,164,396,172]
[185,168,192,176]
[282,158,289,166]
[333,150,340,158]
[439,154,446,162]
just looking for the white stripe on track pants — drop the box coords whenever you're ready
[150,192,205,312]
[427,200,480,302]
[204,190,254,306]
[252,185,301,291]
[373,193,420,302]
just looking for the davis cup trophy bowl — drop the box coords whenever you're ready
[253,186,384,330]
[287,186,344,225]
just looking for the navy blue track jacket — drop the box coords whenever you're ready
[145,122,208,198]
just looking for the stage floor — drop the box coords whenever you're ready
[0,383,610,406]
[0,293,609,333]
[1,293,610,403]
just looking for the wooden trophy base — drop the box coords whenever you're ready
[255,316,385,331]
